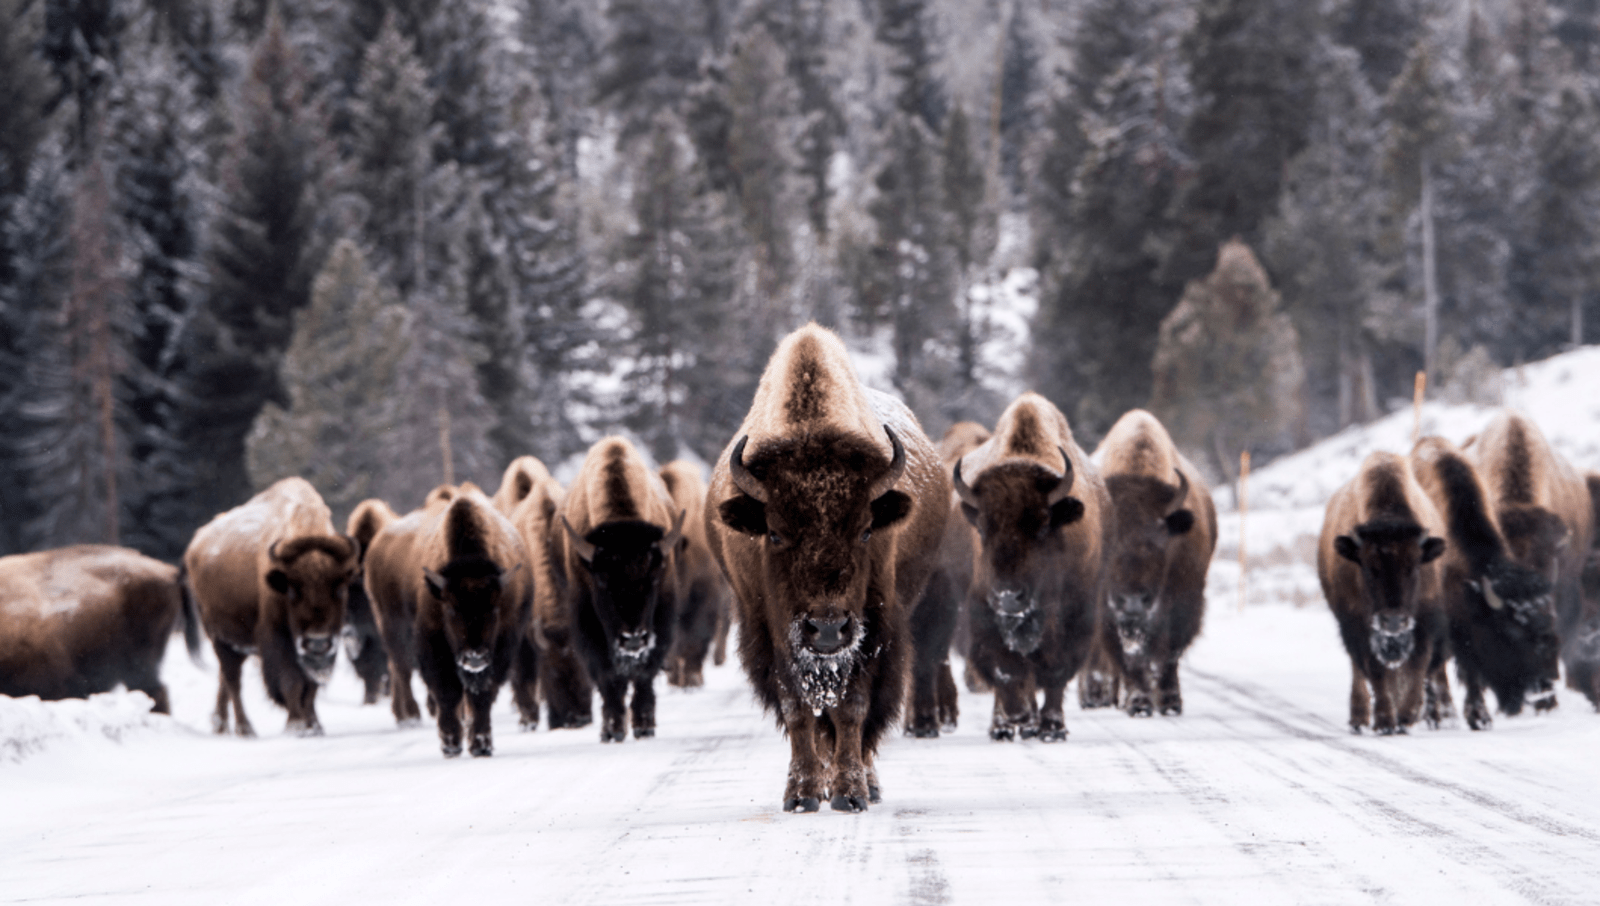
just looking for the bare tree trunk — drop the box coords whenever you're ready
[438,407,454,486]
[1421,151,1439,388]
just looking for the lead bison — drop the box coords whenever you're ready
[660,460,730,688]
[903,421,991,737]
[1468,411,1595,711]
[366,484,532,756]
[706,324,949,812]
[558,437,684,743]
[184,477,360,736]
[1318,451,1451,734]
[0,546,202,713]
[954,392,1109,742]
[344,498,398,704]
[1092,409,1216,718]
[1412,436,1562,729]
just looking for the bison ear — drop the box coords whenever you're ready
[718,495,768,536]
[871,490,913,530]
[960,503,980,529]
[1165,509,1195,535]
[266,569,291,595]
[1049,497,1085,530]
[1421,536,1446,564]
[423,567,446,600]
[1334,535,1362,564]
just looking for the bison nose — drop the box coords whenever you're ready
[1372,611,1415,635]
[457,649,491,674]
[989,589,1030,615]
[804,616,851,654]
[619,629,654,653]
[298,634,334,656]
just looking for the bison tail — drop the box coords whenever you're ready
[176,563,207,668]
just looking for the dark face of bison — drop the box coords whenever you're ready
[565,514,684,675]
[1467,557,1562,705]
[265,538,360,684]
[1496,505,1571,585]
[424,557,520,692]
[1103,472,1195,659]
[1333,519,1446,669]
[718,429,911,707]
[954,453,1085,655]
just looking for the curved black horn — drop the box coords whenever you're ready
[728,436,768,503]
[562,516,597,562]
[658,508,687,554]
[867,426,907,500]
[952,457,979,507]
[1047,446,1076,506]
[1166,469,1190,516]
[268,540,284,564]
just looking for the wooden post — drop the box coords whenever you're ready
[438,407,454,487]
[1412,370,1427,445]
[1238,450,1250,612]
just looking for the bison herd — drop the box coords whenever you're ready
[3,324,1600,814]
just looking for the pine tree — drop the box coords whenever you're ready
[41,0,129,156]
[595,0,715,143]
[877,0,945,131]
[1334,0,1425,94]
[0,0,52,204]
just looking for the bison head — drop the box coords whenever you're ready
[266,536,360,684]
[423,556,523,692]
[1496,505,1571,585]
[1466,557,1562,710]
[953,449,1085,655]
[718,427,911,708]
[1103,470,1196,659]
[564,511,685,676]
[1333,518,1446,669]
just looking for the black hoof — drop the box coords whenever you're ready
[868,783,882,804]
[470,735,493,757]
[989,724,1016,742]
[1036,726,1067,743]
[601,730,626,743]
[1018,724,1039,740]
[441,743,463,758]
[906,722,939,739]
[784,796,821,813]
[633,726,655,739]
[830,794,868,813]
[1160,699,1183,716]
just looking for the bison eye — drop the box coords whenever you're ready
[767,531,785,548]
[861,528,872,544]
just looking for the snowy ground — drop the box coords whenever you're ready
[8,348,1600,905]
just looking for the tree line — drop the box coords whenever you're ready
[2,0,1596,562]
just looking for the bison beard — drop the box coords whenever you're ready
[789,619,866,713]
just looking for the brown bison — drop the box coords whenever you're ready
[366,484,532,756]
[1091,409,1217,717]
[0,546,202,712]
[184,477,360,736]
[1468,411,1595,711]
[1573,472,1600,707]
[1412,436,1562,729]
[344,498,398,704]
[508,472,594,729]
[1318,452,1451,734]
[659,460,730,688]
[953,392,1110,742]
[559,437,684,743]
[493,456,552,516]
[706,324,949,812]
[903,421,991,737]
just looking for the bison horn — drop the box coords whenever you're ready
[952,457,979,507]
[658,508,687,554]
[729,436,769,503]
[562,517,597,562]
[1046,446,1076,506]
[867,426,907,501]
[1482,577,1506,611]
[1166,469,1190,516]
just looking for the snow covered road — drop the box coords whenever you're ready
[7,599,1600,905]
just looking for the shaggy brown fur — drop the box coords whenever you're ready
[184,478,359,737]
[955,392,1110,743]
[558,437,683,743]
[659,461,730,688]
[366,486,531,756]
[0,546,201,712]
[493,456,552,516]
[1469,411,1596,708]
[1411,437,1562,729]
[508,473,593,730]
[1092,409,1218,718]
[344,498,397,704]
[706,324,949,813]
[1318,452,1450,734]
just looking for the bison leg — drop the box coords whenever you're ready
[1157,659,1183,716]
[1424,664,1456,729]
[1347,659,1371,733]
[597,675,629,743]
[1122,656,1155,718]
[510,635,540,731]
[1461,666,1493,731]
[936,660,959,730]
[433,682,465,757]
[540,647,594,729]
[631,675,657,739]
[264,640,322,737]
[212,641,254,738]
[1394,660,1427,729]
[388,656,422,726]
[711,594,731,667]
[1077,643,1120,710]
[1369,665,1402,735]
[351,629,389,705]
[779,705,827,812]
[1037,680,1069,743]
[827,706,872,813]
[467,686,497,757]
[127,661,171,715]
[987,674,1037,742]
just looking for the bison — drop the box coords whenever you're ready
[508,472,594,729]
[1468,411,1595,711]
[344,498,398,704]
[1318,451,1451,734]
[1411,436,1562,729]
[1572,472,1600,708]
[184,477,360,736]
[558,437,684,743]
[659,460,730,688]
[903,421,991,737]
[0,545,202,713]
[953,392,1109,743]
[493,456,552,516]
[366,484,532,756]
[1091,409,1217,718]
[706,324,949,812]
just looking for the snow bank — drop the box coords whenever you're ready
[0,689,177,763]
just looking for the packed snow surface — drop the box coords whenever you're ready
[8,346,1600,904]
